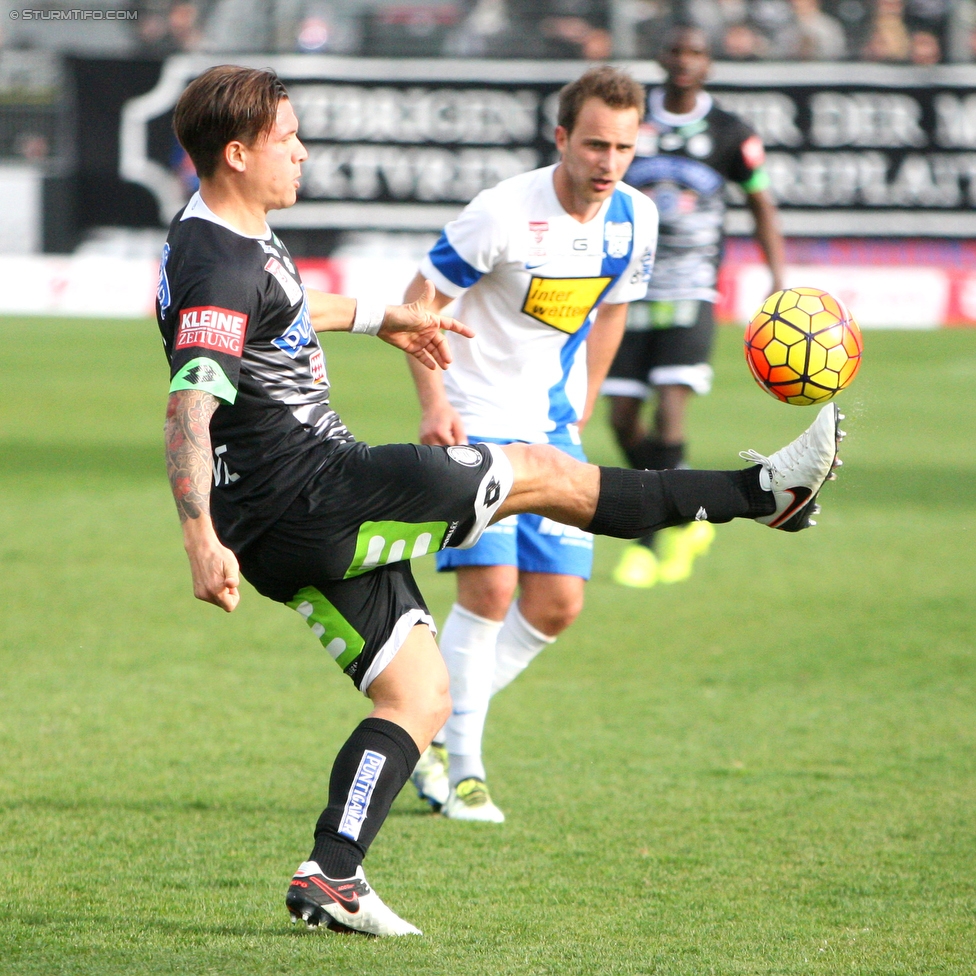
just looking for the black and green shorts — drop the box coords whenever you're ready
[237,441,512,692]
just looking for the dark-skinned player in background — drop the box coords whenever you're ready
[603,23,786,589]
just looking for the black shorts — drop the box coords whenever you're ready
[237,441,512,691]
[602,299,716,399]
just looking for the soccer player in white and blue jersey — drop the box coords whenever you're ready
[405,67,658,821]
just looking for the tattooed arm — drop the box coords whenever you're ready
[164,389,240,612]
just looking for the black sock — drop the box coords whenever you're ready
[627,442,685,549]
[587,465,774,539]
[625,438,685,472]
[309,717,420,879]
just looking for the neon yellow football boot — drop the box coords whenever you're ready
[656,521,716,584]
[611,542,659,588]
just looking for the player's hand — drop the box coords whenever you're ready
[419,403,468,446]
[378,279,475,371]
[184,526,240,612]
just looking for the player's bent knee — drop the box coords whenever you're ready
[533,601,583,636]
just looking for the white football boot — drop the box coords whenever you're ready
[286,861,422,936]
[410,743,450,811]
[442,777,506,823]
[740,403,845,532]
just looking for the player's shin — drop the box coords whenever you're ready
[490,603,555,697]
[310,717,420,878]
[440,604,502,786]
[586,465,774,539]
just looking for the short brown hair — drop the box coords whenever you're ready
[556,66,645,134]
[173,65,289,179]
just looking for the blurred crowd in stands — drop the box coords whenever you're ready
[0,0,972,63]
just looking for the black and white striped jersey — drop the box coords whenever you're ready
[157,191,353,551]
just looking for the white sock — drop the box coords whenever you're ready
[490,602,556,697]
[439,603,503,787]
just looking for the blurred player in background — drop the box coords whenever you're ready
[603,23,785,589]
[405,66,657,822]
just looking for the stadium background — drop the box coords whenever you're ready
[2,3,976,974]
[2,0,976,327]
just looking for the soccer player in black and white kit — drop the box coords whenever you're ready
[603,24,787,589]
[160,65,841,938]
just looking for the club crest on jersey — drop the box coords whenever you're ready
[521,276,611,334]
[338,750,387,842]
[175,306,246,356]
[272,296,313,358]
[604,221,633,260]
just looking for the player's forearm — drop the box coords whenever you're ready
[747,191,786,293]
[164,389,219,527]
[584,302,628,420]
[306,290,360,332]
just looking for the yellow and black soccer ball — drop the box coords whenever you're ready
[744,287,863,405]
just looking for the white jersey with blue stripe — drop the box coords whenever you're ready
[419,164,658,445]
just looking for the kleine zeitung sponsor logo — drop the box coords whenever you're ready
[175,306,247,356]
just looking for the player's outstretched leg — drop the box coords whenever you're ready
[497,404,843,540]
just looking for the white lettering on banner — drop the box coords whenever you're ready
[765,151,976,207]
[810,93,927,148]
[713,92,803,147]
[935,94,976,148]
[289,85,539,144]
[301,144,538,202]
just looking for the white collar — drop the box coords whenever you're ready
[649,88,713,128]
[180,191,272,240]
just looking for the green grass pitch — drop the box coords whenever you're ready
[1,317,975,975]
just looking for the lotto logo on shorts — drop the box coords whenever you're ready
[175,306,247,356]
[338,750,387,842]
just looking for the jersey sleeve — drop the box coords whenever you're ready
[167,272,259,405]
[419,192,506,299]
[729,121,771,194]
[602,193,659,305]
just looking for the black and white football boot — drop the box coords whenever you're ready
[286,861,421,937]
[741,403,845,532]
